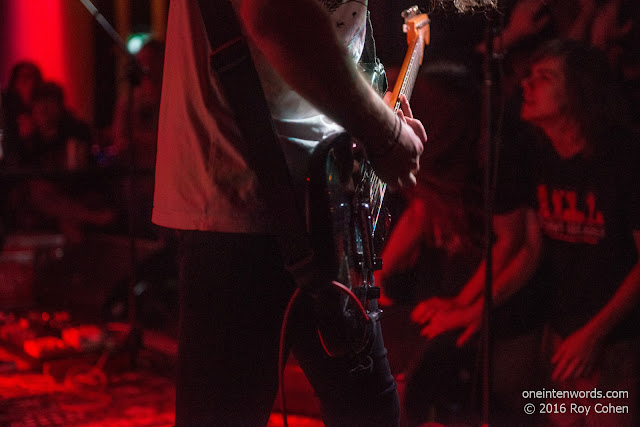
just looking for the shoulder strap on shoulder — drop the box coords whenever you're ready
[196,0,323,290]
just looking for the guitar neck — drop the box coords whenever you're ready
[370,8,429,234]
[389,33,425,112]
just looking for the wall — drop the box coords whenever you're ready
[0,0,95,121]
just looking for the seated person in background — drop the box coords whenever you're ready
[1,61,43,168]
[376,61,538,426]
[375,61,487,425]
[413,39,640,426]
[19,82,92,169]
[376,61,483,307]
[9,81,114,243]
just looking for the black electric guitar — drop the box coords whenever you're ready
[307,6,430,356]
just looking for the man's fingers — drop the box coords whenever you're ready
[551,352,570,382]
[399,94,414,119]
[410,304,427,323]
[456,321,479,347]
[421,324,437,338]
[413,308,434,325]
[405,118,427,144]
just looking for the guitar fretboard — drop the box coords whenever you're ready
[393,34,424,112]
[371,34,424,232]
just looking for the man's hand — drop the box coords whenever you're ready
[419,305,479,344]
[477,0,550,54]
[369,95,426,188]
[552,325,605,382]
[377,285,394,307]
[590,0,632,50]
[410,296,456,324]
[503,0,551,45]
[411,296,481,346]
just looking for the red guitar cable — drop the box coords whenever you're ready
[277,281,370,427]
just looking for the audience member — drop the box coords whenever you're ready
[374,60,485,426]
[475,0,639,102]
[1,61,43,167]
[413,39,639,426]
[378,59,545,426]
[376,60,483,306]
[8,81,114,243]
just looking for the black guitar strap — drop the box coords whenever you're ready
[196,0,319,289]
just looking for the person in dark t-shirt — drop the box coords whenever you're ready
[412,39,640,425]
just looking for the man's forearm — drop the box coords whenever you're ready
[455,208,531,306]
[457,238,539,308]
[490,237,541,305]
[586,253,640,340]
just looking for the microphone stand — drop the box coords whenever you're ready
[79,0,145,367]
[480,4,504,426]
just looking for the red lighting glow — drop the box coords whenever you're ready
[7,1,68,89]
[2,1,93,119]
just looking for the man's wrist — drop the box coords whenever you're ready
[369,114,401,159]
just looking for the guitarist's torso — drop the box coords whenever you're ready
[154,0,373,233]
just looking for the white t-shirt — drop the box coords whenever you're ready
[152,0,368,232]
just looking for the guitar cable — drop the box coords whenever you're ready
[277,280,371,427]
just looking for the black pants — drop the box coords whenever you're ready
[175,230,399,426]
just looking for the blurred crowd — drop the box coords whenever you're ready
[0,39,165,244]
[372,0,640,425]
[0,39,172,328]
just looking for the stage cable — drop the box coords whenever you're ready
[277,280,371,427]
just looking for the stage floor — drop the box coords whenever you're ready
[0,370,323,427]
[0,340,322,427]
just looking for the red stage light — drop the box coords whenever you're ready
[8,1,68,88]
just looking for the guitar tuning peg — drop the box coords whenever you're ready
[401,5,419,21]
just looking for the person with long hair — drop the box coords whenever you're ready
[1,61,43,166]
[412,39,640,425]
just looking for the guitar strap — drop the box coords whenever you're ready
[197,0,319,289]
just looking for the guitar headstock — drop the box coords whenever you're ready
[402,6,430,63]
[387,6,431,110]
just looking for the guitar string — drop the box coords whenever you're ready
[371,34,423,233]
